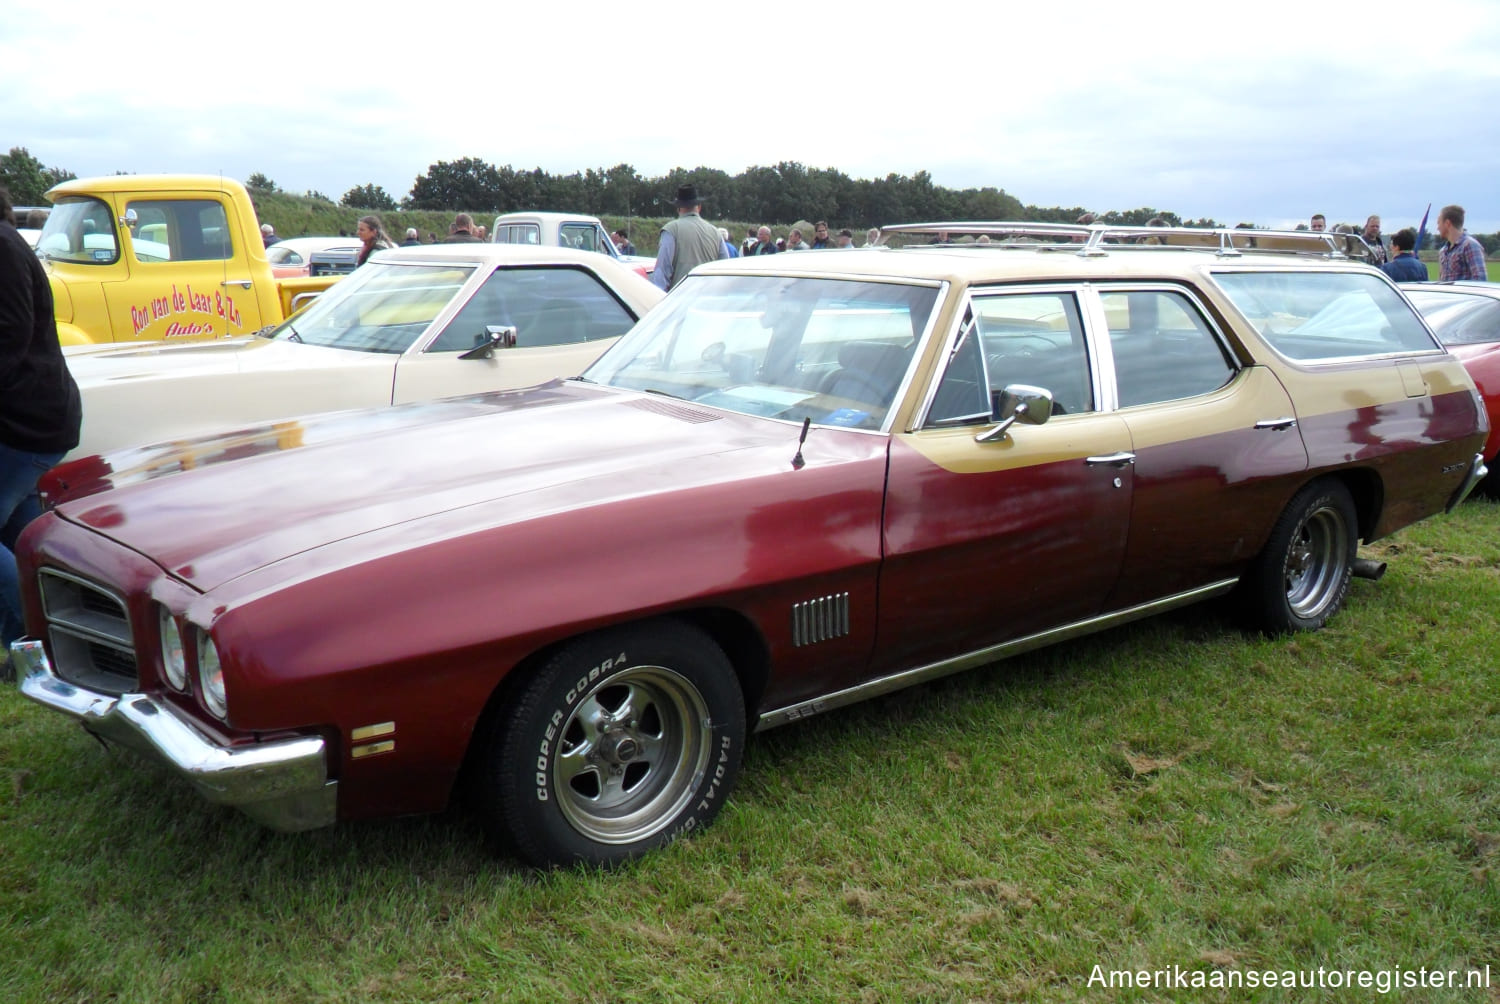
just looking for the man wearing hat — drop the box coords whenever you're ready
[651,183,729,291]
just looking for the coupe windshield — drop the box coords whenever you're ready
[584,275,940,429]
[269,261,475,353]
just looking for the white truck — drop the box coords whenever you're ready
[490,211,655,279]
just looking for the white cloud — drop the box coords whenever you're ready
[6,0,1499,230]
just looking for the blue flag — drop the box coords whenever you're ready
[1415,203,1431,255]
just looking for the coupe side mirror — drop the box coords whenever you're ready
[459,325,518,360]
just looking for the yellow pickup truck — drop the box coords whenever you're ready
[34,174,336,346]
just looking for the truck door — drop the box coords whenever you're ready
[104,195,268,342]
[34,195,132,345]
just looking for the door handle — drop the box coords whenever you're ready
[1254,417,1297,431]
[1085,451,1136,467]
[221,279,253,290]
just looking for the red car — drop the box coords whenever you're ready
[10,225,1489,868]
[1404,281,1500,496]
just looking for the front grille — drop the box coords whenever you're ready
[38,569,138,694]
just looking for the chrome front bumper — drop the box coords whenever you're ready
[1447,452,1489,512]
[10,639,336,831]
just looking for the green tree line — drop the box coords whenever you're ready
[10,145,1500,255]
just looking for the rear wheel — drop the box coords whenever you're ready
[1243,479,1358,633]
[480,620,745,868]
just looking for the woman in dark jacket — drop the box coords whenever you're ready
[355,215,396,267]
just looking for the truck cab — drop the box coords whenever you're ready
[35,175,334,346]
[490,211,655,279]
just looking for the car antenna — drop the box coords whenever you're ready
[791,417,811,469]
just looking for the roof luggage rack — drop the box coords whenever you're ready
[879,221,1377,262]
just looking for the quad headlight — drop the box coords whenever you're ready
[198,633,227,719]
[158,607,187,690]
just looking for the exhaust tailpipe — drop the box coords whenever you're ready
[1351,557,1387,581]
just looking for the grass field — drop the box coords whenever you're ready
[1420,260,1500,282]
[3,501,1498,1002]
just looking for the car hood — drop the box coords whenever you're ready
[50,382,845,592]
[64,335,331,383]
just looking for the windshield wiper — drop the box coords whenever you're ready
[283,327,302,343]
[643,387,683,400]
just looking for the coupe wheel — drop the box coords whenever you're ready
[1244,479,1358,633]
[481,620,745,868]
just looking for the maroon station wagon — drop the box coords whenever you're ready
[9,223,1489,868]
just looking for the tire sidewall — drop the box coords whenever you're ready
[492,622,745,868]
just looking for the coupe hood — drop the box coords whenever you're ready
[48,383,836,591]
[65,335,301,383]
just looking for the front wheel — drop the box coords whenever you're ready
[480,620,746,868]
[1243,478,1358,633]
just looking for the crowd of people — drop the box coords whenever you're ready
[331,190,1492,289]
[1302,205,1486,281]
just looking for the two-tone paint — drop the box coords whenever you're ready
[12,243,1489,833]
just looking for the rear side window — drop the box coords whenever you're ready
[493,223,541,246]
[429,266,638,352]
[1213,271,1440,360]
[1101,289,1236,407]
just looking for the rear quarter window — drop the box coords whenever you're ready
[1212,271,1439,361]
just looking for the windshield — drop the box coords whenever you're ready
[267,261,475,353]
[583,274,941,429]
[35,197,119,264]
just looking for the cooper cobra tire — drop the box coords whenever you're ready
[482,620,746,869]
[1244,478,1358,634]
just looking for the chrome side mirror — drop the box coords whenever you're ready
[975,384,1053,443]
[459,325,518,360]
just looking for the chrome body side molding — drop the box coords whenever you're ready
[756,579,1238,731]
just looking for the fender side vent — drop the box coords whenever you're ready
[792,592,850,647]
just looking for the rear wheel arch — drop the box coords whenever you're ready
[1241,476,1359,634]
[1324,467,1382,541]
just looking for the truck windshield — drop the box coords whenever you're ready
[267,261,476,354]
[35,197,119,265]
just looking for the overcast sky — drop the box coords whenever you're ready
[7,0,1498,233]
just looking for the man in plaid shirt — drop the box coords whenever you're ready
[1437,204,1488,281]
